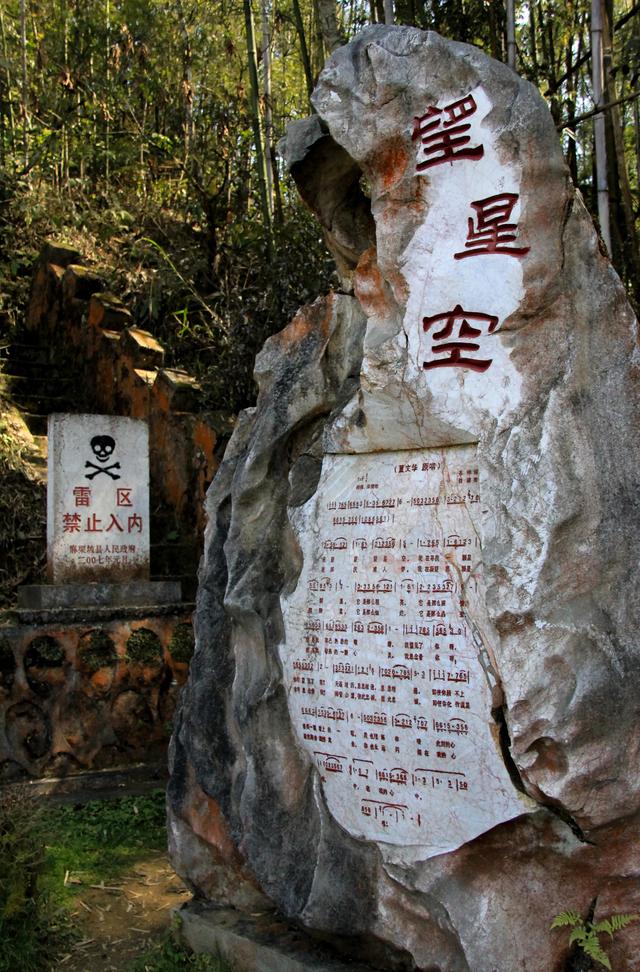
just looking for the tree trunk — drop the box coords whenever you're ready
[176,0,195,169]
[633,96,640,213]
[564,14,582,185]
[243,0,273,248]
[591,0,611,252]
[105,0,111,187]
[19,0,28,171]
[317,0,342,53]
[0,5,16,161]
[506,0,516,68]
[529,1,539,85]
[602,4,640,294]
[384,0,394,25]
[260,0,275,220]
[292,0,314,98]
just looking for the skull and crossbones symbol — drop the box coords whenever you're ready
[85,435,121,480]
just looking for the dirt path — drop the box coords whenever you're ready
[60,852,190,971]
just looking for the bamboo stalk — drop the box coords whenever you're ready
[591,0,611,252]
[243,0,273,248]
[506,0,516,69]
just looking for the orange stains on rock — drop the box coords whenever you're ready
[193,421,217,473]
[181,766,241,865]
[274,293,335,350]
[354,248,394,320]
[370,140,409,193]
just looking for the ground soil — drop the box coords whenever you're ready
[59,852,190,971]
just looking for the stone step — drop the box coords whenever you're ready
[178,903,381,972]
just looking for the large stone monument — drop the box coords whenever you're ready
[168,27,640,971]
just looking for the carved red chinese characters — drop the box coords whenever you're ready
[423,304,499,372]
[454,193,530,259]
[412,94,484,171]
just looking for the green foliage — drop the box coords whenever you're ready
[551,910,584,928]
[551,909,640,969]
[25,635,65,667]
[0,407,47,608]
[79,628,118,671]
[126,627,164,665]
[0,786,72,972]
[168,623,195,664]
[129,920,234,971]
[42,790,167,900]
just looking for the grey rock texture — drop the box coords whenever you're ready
[169,26,640,972]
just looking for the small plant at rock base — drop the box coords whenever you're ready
[551,909,640,969]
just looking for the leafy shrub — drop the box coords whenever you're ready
[0,406,46,612]
[78,628,118,671]
[25,635,65,667]
[126,628,164,665]
[0,786,71,971]
[168,623,195,664]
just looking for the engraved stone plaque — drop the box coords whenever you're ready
[47,413,150,584]
[281,446,529,856]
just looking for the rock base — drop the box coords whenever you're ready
[177,902,386,972]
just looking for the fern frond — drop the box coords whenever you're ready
[568,927,588,946]
[551,910,583,929]
[582,937,612,970]
[602,913,640,934]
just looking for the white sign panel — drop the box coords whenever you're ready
[280,447,529,857]
[47,414,150,583]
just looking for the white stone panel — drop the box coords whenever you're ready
[280,446,531,858]
[47,414,150,583]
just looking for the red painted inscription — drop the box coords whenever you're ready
[412,94,484,171]
[454,193,530,260]
[423,304,499,372]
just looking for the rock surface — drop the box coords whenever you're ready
[169,26,640,972]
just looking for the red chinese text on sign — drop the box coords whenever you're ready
[63,512,82,533]
[454,193,530,259]
[63,513,144,533]
[73,486,91,507]
[116,487,133,507]
[412,94,484,171]
[423,304,499,373]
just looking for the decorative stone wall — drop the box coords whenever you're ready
[0,612,193,781]
[168,27,640,972]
